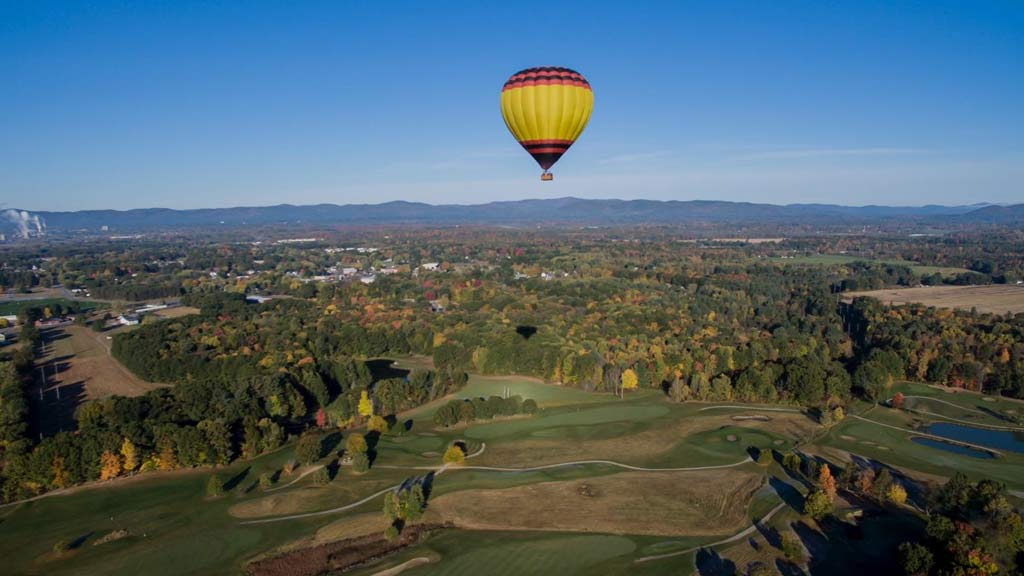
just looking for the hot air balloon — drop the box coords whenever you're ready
[500,67,593,181]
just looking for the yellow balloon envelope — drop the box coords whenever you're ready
[500,67,593,180]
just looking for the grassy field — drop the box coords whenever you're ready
[42,325,163,399]
[768,254,968,276]
[846,284,1024,314]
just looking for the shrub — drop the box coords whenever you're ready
[312,467,330,485]
[521,398,538,415]
[53,539,70,554]
[259,472,273,489]
[756,448,773,465]
[384,525,399,542]
[352,452,370,473]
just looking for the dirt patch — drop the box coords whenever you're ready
[152,306,200,319]
[421,451,439,457]
[725,434,738,442]
[839,435,857,441]
[92,529,129,546]
[245,524,447,576]
[424,469,763,537]
[732,415,771,422]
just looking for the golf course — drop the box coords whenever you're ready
[2,369,1022,576]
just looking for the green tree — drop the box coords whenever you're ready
[206,474,224,497]
[296,433,322,465]
[897,542,933,576]
[803,490,833,520]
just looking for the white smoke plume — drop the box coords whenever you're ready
[3,209,46,239]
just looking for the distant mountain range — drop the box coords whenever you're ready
[15,198,1024,232]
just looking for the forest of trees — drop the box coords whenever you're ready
[2,227,1023,502]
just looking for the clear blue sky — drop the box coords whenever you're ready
[2,1,1021,211]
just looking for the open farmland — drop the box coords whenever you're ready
[846,284,1024,314]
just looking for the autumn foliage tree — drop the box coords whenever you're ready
[346,433,368,455]
[443,444,465,465]
[357,390,374,418]
[99,451,122,481]
[818,464,837,500]
[620,369,638,396]
[120,438,138,473]
[892,392,905,409]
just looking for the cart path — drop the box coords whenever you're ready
[635,501,787,563]
[850,414,1003,456]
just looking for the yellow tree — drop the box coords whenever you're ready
[819,464,837,501]
[621,368,639,397]
[357,390,374,418]
[100,451,122,480]
[886,483,908,504]
[120,438,138,473]
[442,444,465,465]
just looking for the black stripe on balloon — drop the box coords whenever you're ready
[522,144,571,152]
[529,151,565,171]
[503,76,589,89]
[512,66,583,76]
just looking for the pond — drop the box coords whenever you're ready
[911,437,994,459]
[923,422,1024,455]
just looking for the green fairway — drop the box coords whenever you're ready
[463,404,669,440]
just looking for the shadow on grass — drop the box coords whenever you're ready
[224,467,250,492]
[695,547,736,576]
[770,476,805,511]
[68,531,94,550]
